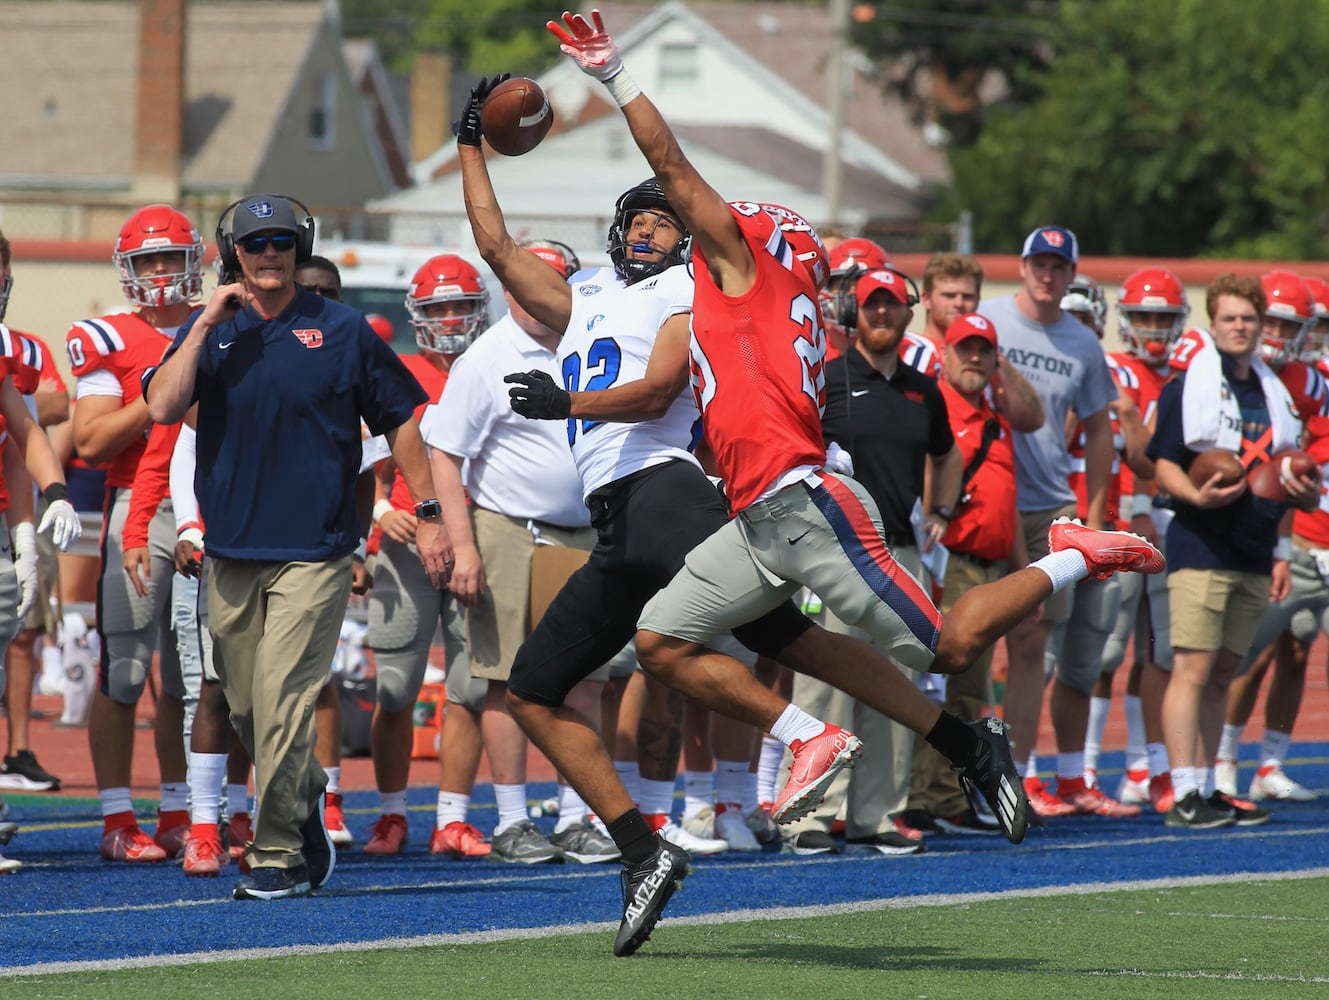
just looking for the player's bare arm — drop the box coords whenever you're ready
[73,394,152,465]
[430,448,485,608]
[2,378,65,490]
[991,355,1044,432]
[455,78,572,333]
[384,418,453,588]
[550,9,756,297]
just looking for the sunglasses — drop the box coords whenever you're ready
[239,233,296,254]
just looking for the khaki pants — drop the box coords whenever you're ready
[208,555,352,870]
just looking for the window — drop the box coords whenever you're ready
[658,42,698,91]
[309,73,338,149]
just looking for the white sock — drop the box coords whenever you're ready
[614,759,640,806]
[756,736,783,805]
[1261,730,1291,768]
[637,777,676,819]
[1172,765,1198,799]
[1024,750,1038,781]
[1146,742,1170,779]
[325,766,342,795]
[1217,723,1243,763]
[1085,696,1110,773]
[1056,751,1085,783]
[1197,766,1213,797]
[769,704,824,746]
[380,789,407,817]
[715,759,757,811]
[436,791,469,829]
[101,787,134,819]
[553,785,589,833]
[159,782,189,814]
[226,783,251,817]
[1123,694,1148,772]
[492,784,529,834]
[1031,550,1090,592]
[188,752,226,826]
[682,770,714,818]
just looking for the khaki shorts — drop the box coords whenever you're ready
[468,507,596,682]
[1168,567,1269,656]
[1019,504,1080,624]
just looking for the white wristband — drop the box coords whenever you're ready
[372,499,394,525]
[605,69,642,107]
[1131,494,1153,518]
[178,526,204,551]
[1274,537,1292,561]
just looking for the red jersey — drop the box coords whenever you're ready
[899,332,941,379]
[387,353,448,512]
[1292,413,1329,547]
[689,204,827,512]
[66,312,175,489]
[121,421,183,551]
[1109,351,1169,506]
[4,332,65,396]
[1276,361,1329,423]
[937,380,1015,561]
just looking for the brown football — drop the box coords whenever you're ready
[1247,449,1319,501]
[1188,449,1244,489]
[480,77,554,157]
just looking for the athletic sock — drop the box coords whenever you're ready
[101,788,135,823]
[682,769,714,819]
[1031,550,1090,593]
[769,704,825,746]
[1172,766,1198,800]
[380,790,407,817]
[923,710,971,765]
[1085,696,1110,774]
[1217,723,1243,763]
[637,777,676,822]
[553,785,589,833]
[614,760,640,806]
[715,759,757,812]
[1146,742,1170,779]
[436,791,470,829]
[492,783,529,834]
[756,736,783,805]
[188,752,226,826]
[1123,694,1148,772]
[325,766,342,795]
[226,783,251,818]
[1261,730,1291,768]
[606,808,657,865]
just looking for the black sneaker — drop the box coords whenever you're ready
[614,838,692,958]
[782,830,840,856]
[1209,791,1270,827]
[299,795,335,889]
[899,809,945,836]
[0,820,16,845]
[0,750,61,791]
[935,807,1004,836]
[232,864,312,900]
[953,718,1028,844]
[1165,790,1236,829]
[846,831,926,856]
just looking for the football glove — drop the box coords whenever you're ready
[505,370,572,420]
[454,73,511,147]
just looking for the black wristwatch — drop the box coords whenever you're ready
[930,504,955,522]
[415,499,442,520]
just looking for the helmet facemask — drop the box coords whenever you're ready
[607,181,690,284]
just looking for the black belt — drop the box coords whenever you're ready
[884,531,915,548]
[951,550,999,570]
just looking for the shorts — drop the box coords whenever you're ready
[1104,562,1172,673]
[1168,567,1269,656]
[1018,504,1080,624]
[1046,575,1122,694]
[1236,543,1329,676]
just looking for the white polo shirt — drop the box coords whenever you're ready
[421,312,589,528]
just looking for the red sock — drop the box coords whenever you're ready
[1057,776,1087,797]
[158,809,190,829]
[103,810,136,832]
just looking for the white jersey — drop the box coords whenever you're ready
[561,265,702,497]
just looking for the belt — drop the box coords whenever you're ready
[951,550,999,570]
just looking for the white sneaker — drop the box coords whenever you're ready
[0,850,20,873]
[682,804,715,839]
[1248,764,1315,802]
[714,804,761,852]
[658,818,727,855]
[1214,759,1239,797]
[1117,773,1150,805]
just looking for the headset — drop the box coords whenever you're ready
[215,194,316,282]
[838,264,920,332]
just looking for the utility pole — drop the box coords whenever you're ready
[823,0,850,227]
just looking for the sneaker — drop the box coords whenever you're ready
[1164,789,1236,829]
[1024,776,1077,818]
[1048,516,1166,579]
[657,817,728,855]
[183,827,226,877]
[491,819,565,864]
[714,803,761,852]
[771,724,863,824]
[847,830,926,856]
[893,814,926,843]
[1059,785,1142,817]
[0,819,17,845]
[0,749,61,791]
[681,804,715,839]
[102,823,168,862]
[744,804,782,845]
[782,829,840,856]
[1214,758,1239,797]
[1210,791,1270,826]
[1084,767,1099,790]
[1249,764,1315,802]
[953,718,1028,843]
[1149,773,1175,814]
[154,811,191,859]
[300,795,336,889]
[0,850,19,873]
[899,808,945,836]
[431,821,492,859]
[232,863,312,900]
[1118,769,1151,805]
[325,792,353,847]
[364,813,409,856]
[226,812,253,861]
[935,808,1003,835]
[614,838,692,958]
[550,819,622,863]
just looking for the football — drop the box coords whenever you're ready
[1188,449,1244,489]
[1247,449,1319,501]
[480,77,554,157]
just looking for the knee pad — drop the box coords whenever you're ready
[103,656,148,704]
[373,650,426,714]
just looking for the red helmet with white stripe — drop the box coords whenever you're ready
[1116,267,1189,362]
[757,204,829,292]
[112,205,204,308]
[405,255,489,355]
[1299,275,1329,362]
[1259,269,1314,367]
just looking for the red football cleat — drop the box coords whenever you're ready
[771,724,863,824]
[183,826,226,877]
[102,822,168,862]
[430,821,493,859]
[1048,517,1165,580]
[325,792,353,847]
[1149,772,1175,814]
[364,813,409,856]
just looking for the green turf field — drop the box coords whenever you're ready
[13,875,1329,998]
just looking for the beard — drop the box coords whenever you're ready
[952,368,989,394]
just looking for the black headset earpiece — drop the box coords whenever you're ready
[215,194,317,281]
[839,265,920,331]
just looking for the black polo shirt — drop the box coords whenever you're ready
[821,348,954,537]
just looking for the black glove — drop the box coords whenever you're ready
[453,73,511,147]
[505,370,571,420]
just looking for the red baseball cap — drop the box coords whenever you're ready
[943,312,998,348]
[855,268,909,308]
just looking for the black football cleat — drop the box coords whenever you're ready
[954,718,1029,844]
[614,837,692,957]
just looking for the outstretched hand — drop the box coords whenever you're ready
[454,73,511,147]
[505,370,572,420]
[547,9,623,81]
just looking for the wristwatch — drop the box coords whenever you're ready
[415,498,442,520]
[930,504,955,522]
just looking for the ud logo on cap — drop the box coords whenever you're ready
[246,200,274,219]
[1042,230,1064,247]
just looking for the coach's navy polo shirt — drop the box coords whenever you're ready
[158,288,426,561]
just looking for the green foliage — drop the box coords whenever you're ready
[945,0,1329,258]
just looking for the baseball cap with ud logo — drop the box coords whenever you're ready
[1021,226,1079,263]
[944,312,998,348]
[855,268,910,308]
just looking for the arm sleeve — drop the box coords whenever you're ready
[169,425,201,533]
[121,422,182,551]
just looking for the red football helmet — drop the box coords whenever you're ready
[405,255,489,355]
[757,204,829,292]
[0,271,11,323]
[829,237,890,279]
[1299,275,1329,362]
[1061,275,1107,336]
[112,205,204,308]
[366,313,395,344]
[1259,269,1314,367]
[1116,267,1189,362]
